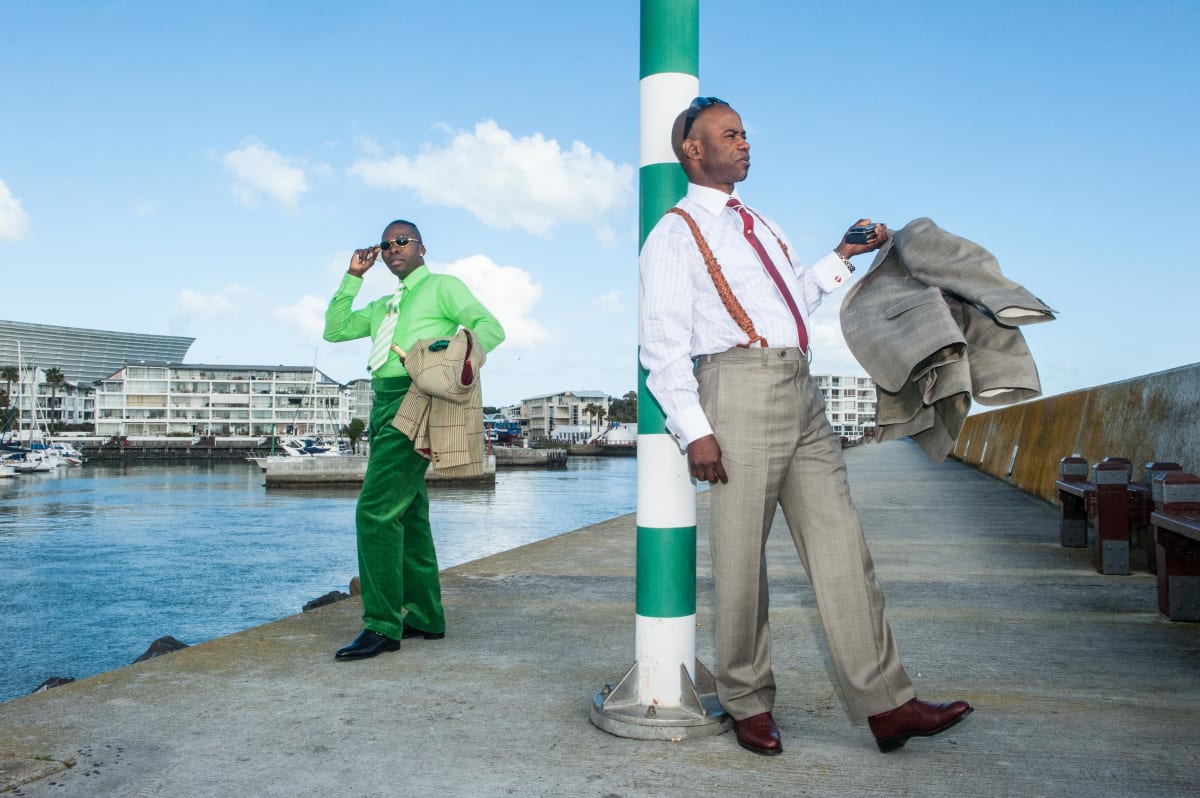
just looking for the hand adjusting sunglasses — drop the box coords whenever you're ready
[380,235,420,250]
[681,96,728,140]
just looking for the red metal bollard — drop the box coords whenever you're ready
[1056,456,1091,548]
[1141,462,1183,574]
[1091,460,1131,575]
[1101,456,1132,482]
[1152,472,1200,621]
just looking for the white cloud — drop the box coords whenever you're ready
[594,223,618,248]
[170,284,249,323]
[354,135,385,158]
[273,295,329,343]
[439,254,552,349]
[348,120,634,236]
[222,138,309,209]
[0,179,32,241]
[808,315,867,377]
[590,290,624,314]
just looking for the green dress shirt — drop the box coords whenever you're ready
[323,264,505,378]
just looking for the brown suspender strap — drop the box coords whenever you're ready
[667,207,767,349]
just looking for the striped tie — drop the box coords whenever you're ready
[367,286,404,372]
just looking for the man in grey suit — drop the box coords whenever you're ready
[639,97,972,756]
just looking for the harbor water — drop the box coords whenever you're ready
[0,456,637,704]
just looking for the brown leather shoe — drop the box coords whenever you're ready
[733,712,783,756]
[868,698,973,752]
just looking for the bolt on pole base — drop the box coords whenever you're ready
[590,659,732,741]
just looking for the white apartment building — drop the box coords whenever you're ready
[346,378,373,423]
[1,366,94,430]
[519,390,610,441]
[549,424,594,444]
[510,380,875,443]
[94,363,352,438]
[814,373,877,440]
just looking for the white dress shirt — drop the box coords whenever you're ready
[639,183,853,447]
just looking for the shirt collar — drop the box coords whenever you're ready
[685,183,742,217]
[398,263,430,290]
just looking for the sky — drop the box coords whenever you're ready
[1,1,1197,409]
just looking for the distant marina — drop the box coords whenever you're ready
[0,455,638,704]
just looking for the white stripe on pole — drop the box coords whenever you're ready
[640,72,699,168]
[635,433,696,530]
[635,615,696,702]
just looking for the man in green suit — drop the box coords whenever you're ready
[324,219,505,660]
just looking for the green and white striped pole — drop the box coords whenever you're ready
[590,0,730,740]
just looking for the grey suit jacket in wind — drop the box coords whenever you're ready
[839,217,1055,462]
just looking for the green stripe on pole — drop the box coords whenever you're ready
[639,0,699,78]
[639,162,688,246]
[636,525,697,617]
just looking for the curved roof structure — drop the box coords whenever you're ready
[0,320,194,385]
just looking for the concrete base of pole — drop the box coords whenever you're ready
[589,660,732,740]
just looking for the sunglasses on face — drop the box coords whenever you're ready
[681,96,728,140]
[380,235,420,250]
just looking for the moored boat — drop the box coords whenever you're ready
[9,450,61,473]
[248,437,351,470]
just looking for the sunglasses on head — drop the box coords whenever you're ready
[681,96,728,140]
[380,235,419,250]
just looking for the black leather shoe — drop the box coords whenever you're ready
[401,623,445,640]
[335,630,400,660]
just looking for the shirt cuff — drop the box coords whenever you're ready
[337,272,364,295]
[668,404,714,448]
[810,251,854,292]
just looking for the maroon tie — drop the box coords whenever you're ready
[727,198,809,353]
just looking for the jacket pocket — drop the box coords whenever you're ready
[884,286,945,319]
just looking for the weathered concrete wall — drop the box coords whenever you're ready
[491,446,567,467]
[263,455,497,487]
[953,362,1200,504]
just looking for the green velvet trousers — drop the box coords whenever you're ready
[356,377,444,640]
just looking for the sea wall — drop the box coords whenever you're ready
[492,446,567,467]
[952,362,1200,504]
[80,438,271,462]
[566,444,636,457]
[263,454,497,487]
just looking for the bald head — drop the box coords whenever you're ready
[671,97,730,164]
[670,107,692,163]
[669,99,750,192]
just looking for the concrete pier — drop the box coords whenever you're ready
[491,446,568,467]
[262,454,498,487]
[2,439,1197,796]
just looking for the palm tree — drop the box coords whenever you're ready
[1,366,17,404]
[344,418,366,454]
[595,405,607,436]
[0,389,10,438]
[584,403,601,438]
[44,367,66,433]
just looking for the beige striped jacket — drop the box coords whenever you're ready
[390,328,487,477]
